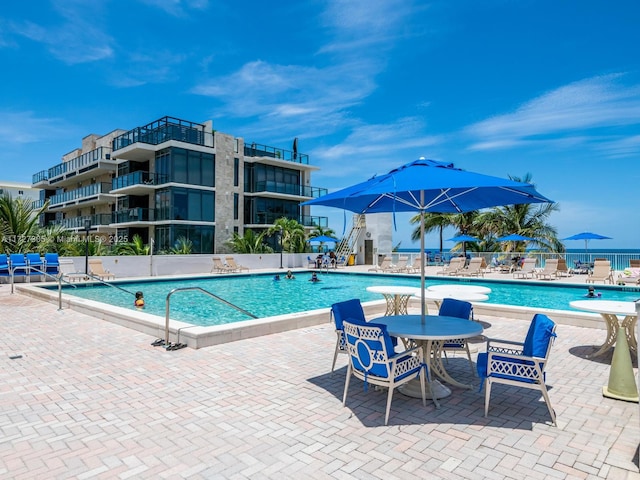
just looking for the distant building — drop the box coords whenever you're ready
[0,181,40,203]
[31,116,327,253]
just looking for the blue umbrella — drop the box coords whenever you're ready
[308,235,339,243]
[497,234,535,242]
[446,234,480,243]
[303,158,553,321]
[563,232,612,253]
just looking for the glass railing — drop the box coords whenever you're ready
[112,208,155,224]
[49,182,112,206]
[62,214,113,229]
[251,181,328,197]
[31,199,45,209]
[112,116,212,151]
[47,147,112,182]
[244,143,309,164]
[112,171,169,190]
[250,213,327,227]
[32,170,48,184]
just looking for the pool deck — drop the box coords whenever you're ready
[2,267,640,479]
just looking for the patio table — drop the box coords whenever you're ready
[366,286,419,316]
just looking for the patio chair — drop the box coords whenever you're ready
[0,254,10,280]
[436,257,465,276]
[586,259,614,284]
[330,299,366,372]
[439,298,475,375]
[477,313,557,425]
[88,259,115,281]
[306,256,316,268]
[368,256,392,272]
[9,253,28,278]
[211,257,234,273]
[534,258,558,280]
[26,253,44,280]
[513,257,537,279]
[342,319,427,425]
[225,256,249,272]
[58,258,86,282]
[44,253,60,276]
[458,257,485,277]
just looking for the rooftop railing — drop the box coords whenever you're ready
[244,143,309,165]
[112,116,212,151]
[32,170,48,184]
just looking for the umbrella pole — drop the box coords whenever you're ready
[420,192,426,324]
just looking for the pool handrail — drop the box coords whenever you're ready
[164,287,258,345]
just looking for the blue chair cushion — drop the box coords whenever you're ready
[439,298,472,319]
[477,352,539,384]
[331,299,365,330]
[523,314,556,358]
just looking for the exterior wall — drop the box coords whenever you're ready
[358,213,393,264]
[213,132,241,251]
[0,181,40,203]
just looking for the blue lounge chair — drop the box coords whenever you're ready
[477,313,557,425]
[26,253,44,279]
[44,253,60,276]
[9,253,28,277]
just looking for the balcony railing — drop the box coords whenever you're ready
[251,181,328,198]
[47,147,112,183]
[112,208,155,224]
[112,116,212,151]
[62,214,113,229]
[244,142,309,165]
[32,170,48,184]
[49,182,112,207]
[250,213,327,227]
[112,171,169,190]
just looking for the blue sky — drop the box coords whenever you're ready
[1,0,639,249]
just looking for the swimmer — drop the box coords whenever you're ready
[274,274,281,281]
[134,291,145,308]
[285,270,295,279]
[585,286,601,298]
[309,272,320,282]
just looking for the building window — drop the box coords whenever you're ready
[233,193,239,220]
[233,157,239,187]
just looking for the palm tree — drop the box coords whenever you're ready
[308,225,338,252]
[112,234,150,255]
[0,194,48,253]
[409,212,456,253]
[170,236,193,254]
[267,217,306,253]
[226,229,273,253]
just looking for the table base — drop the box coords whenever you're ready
[398,379,451,400]
[588,314,638,359]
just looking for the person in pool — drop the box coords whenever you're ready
[134,291,145,308]
[285,270,295,279]
[309,272,320,282]
[586,286,601,298]
[274,274,281,281]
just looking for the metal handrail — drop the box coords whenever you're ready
[164,287,257,345]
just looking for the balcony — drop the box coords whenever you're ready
[112,116,213,159]
[247,213,328,227]
[32,170,48,186]
[45,147,116,186]
[249,181,328,198]
[244,142,309,165]
[112,207,155,225]
[62,214,113,230]
[111,171,169,195]
[49,182,115,210]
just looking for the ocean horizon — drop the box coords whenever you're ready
[396,248,639,254]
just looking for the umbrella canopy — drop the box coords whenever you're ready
[446,234,480,243]
[497,234,535,242]
[303,158,553,322]
[307,235,339,243]
[563,232,612,253]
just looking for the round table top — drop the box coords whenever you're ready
[373,315,483,340]
[414,291,489,302]
[427,284,492,294]
[570,300,638,316]
[366,285,419,296]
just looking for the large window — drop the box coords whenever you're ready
[155,187,215,221]
[155,147,214,186]
[245,197,299,224]
[244,163,300,194]
[155,225,214,253]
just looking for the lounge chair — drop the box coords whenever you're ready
[617,261,640,285]
[368,256,392,272]
[458,257,485,277]
[586,259,614,284]
[211,257,234,273]
[436,257,465,276]
[513,257,537,279]
[405,256,423,274]
[556,258,571,277]
[534,258,558,280]
[477,313,557,425]
[59,258,87,282]
[88,259,115,281]
[387,256,409,273]
[225,256,249,272]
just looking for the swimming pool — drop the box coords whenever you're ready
[47,272,639,327]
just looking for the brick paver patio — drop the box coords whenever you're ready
[1,280,639,479]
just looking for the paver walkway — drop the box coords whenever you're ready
[1,282,639,479]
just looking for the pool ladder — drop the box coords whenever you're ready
[162,287,257,348]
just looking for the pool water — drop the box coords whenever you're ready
[52,272,640,327]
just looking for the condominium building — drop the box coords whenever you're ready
[31,116,327,253]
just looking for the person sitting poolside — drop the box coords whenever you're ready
[309,272,320,283]
[285,270,295,279]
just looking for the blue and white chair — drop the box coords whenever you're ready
[439,298,475,375]
[342,319,427,425]
[477,313,557,425]
[330,299,366,372]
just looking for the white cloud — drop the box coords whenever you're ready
[0,111,71,144]
[137,0,209,17]
[465,74,640,155]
